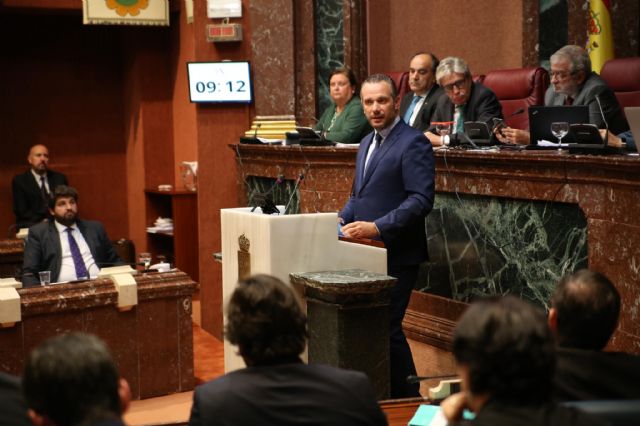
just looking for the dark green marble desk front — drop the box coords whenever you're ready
[233,144,640,354]
[408,149,640,354]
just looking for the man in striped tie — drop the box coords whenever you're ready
[21,185,122,286]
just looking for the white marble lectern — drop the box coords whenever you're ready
[220,207,387,372]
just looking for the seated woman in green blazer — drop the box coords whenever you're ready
[315,67,371,144]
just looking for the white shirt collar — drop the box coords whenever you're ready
[54,220,77,233]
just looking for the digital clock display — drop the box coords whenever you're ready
[187,61,253,104]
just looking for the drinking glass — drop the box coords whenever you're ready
[550,122,569,152]
[139,252,152,271]
[435,122,451,146]
[39,270,51,286]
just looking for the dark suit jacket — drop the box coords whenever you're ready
[429,82,503,144]
[545,72,629,135]
[340,119,435,266]
[0,373,32,426]
[22,219,122,286]
[553,347,640,401]
[399,85,445,131]
[12,169,68,229]
[188,361,387,426]
[451,400,605,426]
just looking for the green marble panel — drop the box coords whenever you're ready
[418,193,588,309]
[315,0,344,115]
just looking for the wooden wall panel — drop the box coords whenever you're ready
[0,12,128,239]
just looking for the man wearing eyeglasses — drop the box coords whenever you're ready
[498,45,629,145]
[425,57,502,147]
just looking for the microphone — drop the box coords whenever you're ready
[595,94,609,144]
[491,108,525,134]
[510,107,526,117]
[283,173,304,214]
[406,374,459,384]
[253,122,262,139]
[457,131,480,149]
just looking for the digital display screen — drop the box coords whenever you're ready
[187,61,253,104]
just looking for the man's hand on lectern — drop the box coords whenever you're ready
[341,221,379,239]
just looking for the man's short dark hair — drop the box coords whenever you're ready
[23,333,122,426]
[48,184,78,210]
[453,296,555,404]
[411,52,440,73]
[225,274,307,366]
[362,73,398,99]
[551,269,620,350]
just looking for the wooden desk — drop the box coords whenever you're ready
[380,397,430,426]
[0,238,23,279]
[0,270,197,399]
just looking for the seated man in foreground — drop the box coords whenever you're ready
[549,269,640,401]
[426,56,503,147]
[21,185,122,286]
[441,296,604,426]
[23,333,131,426]
[498,45,629,145]
[189,274,387,426]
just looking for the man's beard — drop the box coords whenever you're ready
[54,213,77,227]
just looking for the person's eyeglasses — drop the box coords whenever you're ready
[442,78,467,92]
[550,70,573,79]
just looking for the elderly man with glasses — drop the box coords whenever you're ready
[426,56,502,147]
[498,45,629,145]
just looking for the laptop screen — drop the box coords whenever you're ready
[528,105,590,145]
[624,107,640,153]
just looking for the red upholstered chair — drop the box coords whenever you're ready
[482,67,550,130]
[600,57,640,108]
[386,71,410,101]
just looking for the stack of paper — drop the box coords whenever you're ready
[146,217,174,235]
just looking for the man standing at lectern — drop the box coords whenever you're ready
[12,144,68,229]
[340,74,435,398]
[22,185,122,287]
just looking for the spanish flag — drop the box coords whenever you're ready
[587,0,614,74]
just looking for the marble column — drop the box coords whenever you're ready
[248,0,295,116]
[291,269,396,399]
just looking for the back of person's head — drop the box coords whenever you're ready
[453,296,555,405]
[23,332,125,426]
[551,269,620,350]
[225,274,307,366]
[435,56,471,84]
[48,185,78,210]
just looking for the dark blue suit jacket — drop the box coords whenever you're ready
[22,219,122,286]
[189,361,387,426]
[340,119,435,266]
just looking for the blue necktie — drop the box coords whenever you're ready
[66,228,88,280]
[364,133,382,177]
[403,95,422,124]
